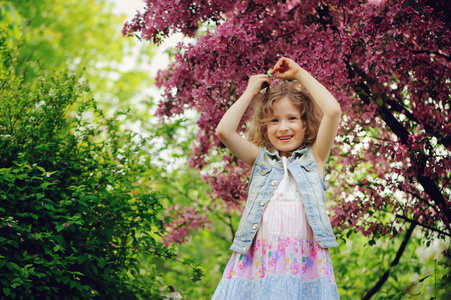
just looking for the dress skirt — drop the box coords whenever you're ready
[212,157,339,299]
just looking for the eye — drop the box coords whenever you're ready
[270,118,278,123]
[289,116,298,120]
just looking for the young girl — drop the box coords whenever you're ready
[212,57,341,299]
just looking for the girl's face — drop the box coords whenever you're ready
[266,96,305,157]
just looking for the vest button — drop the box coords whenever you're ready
[311,220,315,224]
[252,224,258,229]
[271,180,277,185]
[298,174,302,178]
[243,246,247,251]
[305,195,309,199]
[260,200,265,206]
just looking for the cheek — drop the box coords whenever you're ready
[265,125,274,136]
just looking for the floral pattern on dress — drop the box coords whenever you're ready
[223,237,335,283]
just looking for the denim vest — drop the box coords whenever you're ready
[230,145,338,255]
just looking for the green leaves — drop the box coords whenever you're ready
[0,11,197,299]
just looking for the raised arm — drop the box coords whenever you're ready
[273,57,341,166]
[216,75,269,166]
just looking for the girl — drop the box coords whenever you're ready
[212,57,341,299]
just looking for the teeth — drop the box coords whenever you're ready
[279,137,291,140]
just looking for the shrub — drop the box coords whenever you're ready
[0,19,201,300]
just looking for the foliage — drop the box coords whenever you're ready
[0,16,201,299]
[123,0,451,297]
[143,163,232,299]
[333,231,450,299]
[3,0,154,115]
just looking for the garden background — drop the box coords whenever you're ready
[0,0,450,299]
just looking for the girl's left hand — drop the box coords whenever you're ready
[272,57,303,80]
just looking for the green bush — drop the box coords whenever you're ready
[0,19,201,299]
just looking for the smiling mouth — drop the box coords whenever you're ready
[278,136,293,141]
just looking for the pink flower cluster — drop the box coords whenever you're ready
[123,0,236,43]
[203,155,251,212]
[162,204,211,246]
[124,0,451,242]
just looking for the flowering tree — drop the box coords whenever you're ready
[124,0,450,297]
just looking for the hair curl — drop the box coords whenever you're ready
[246,81,322,150]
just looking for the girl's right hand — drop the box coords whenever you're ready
[245,74,270,97]
[273,57,303,81]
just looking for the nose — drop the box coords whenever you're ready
[278,120,289,131]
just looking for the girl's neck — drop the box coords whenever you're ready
[279,151,292,158]
[278,144,306,158]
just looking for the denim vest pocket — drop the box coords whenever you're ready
[301,162,320,184]
[247,164,272,198]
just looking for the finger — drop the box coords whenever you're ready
[274,60,289,72]
[275,57,287,68]
[273,68,285,76]
[253,74,269,79]
[259,75,270,89]
[256,74,270,81]
[280,59,288,69]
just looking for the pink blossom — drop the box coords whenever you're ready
[124,0,451,242]
[162,205,212,246]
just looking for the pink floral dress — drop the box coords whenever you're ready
[212,157,339,299]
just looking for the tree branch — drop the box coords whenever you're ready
[400,184,442,223]
[412,50,451,62]
[346,63,451,231]
[227,214,236,238]
[395,214,450,238]
[384,89,451,149]
[254,29,299,47]
[361,223,416,300]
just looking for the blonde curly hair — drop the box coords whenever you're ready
[246,81,322,150]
